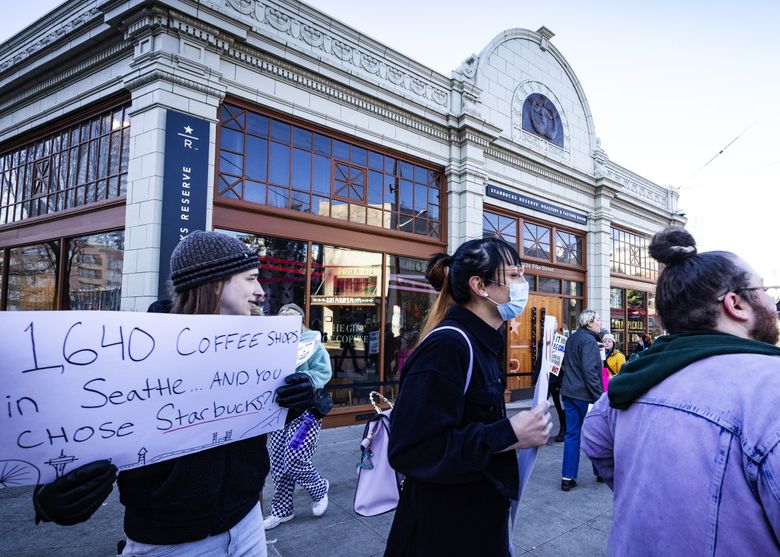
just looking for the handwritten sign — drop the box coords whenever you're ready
[0,311,301,488]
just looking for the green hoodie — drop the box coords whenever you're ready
[608,331,780,409]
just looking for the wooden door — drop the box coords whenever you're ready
[507,294,563,390]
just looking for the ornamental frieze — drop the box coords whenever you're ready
[0,7,101,75]
[221,0,449,110]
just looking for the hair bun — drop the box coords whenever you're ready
[425,253,452,291]
[649,226,697,265]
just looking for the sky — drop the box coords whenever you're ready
[2,0,779,283]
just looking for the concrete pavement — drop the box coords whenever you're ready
[0,404,612,556]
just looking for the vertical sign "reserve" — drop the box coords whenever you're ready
[158,110,210,299]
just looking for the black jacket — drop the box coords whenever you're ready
[385,305,518,557]
[560,326,603,403]
[117,435,269,544]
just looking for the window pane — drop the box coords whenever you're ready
[384,255,437,393]
[313,133,331,155]
[368,171,383,206]
[312,155,331,195]
[310,245,383,401]
[291,191,310,213]
[351,145,367,166]
[220,128,244,152]
[293,127,312,150]
[268,143,290,186]
[219,150,243,176]
[268,186,289,208]
[244,180,266,204]
[65,231,124,310]
[6,242,59,310]
[270,120,291,143]
[563,280,583,297]
[291,149,311,191]
[246,113,268,137]
[245,137,268,182]
[523,222,550,260]
[333,140,349,161]
[555,231,583,266]
[537,277,560,294]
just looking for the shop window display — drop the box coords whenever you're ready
[6,242,59,310]
[65,231,124,310]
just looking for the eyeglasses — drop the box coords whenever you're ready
[717,286,780,304]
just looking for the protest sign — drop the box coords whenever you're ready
[547,333,567,376]
[0,311,300,488]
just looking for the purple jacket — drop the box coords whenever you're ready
[582,353,780,556]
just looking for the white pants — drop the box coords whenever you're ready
[120,503,267,557]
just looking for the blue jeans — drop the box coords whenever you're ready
[121,502,267,556]
[561,396,597,479]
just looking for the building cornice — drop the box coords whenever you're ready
[209,0,451,112]
[0,3,103,77]
[0,40,133,115]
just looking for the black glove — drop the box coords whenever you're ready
[276,372,315,410]
[33,459,117,526]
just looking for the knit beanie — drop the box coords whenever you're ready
[170,230,259,293]
[278,303,304,317]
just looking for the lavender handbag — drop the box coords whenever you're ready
[352,326,473,517]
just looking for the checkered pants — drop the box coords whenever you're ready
[268,410,328,518]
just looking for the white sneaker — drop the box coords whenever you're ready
[263,514,294,530]
[312,481,329,517]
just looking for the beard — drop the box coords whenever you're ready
[748,297,779,345]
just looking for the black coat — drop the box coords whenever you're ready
[560,326,603,403]
[385,305,518,557]
[117,435,269,544]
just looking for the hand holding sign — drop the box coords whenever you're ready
[0,311,300,487]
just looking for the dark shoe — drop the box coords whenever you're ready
[561,478,577,492]
[596,475,605,483]
[554,432,565,442]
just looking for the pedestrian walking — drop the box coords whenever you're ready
[384,237,552,557]
[264,303,332,530]
[559,309,604,491]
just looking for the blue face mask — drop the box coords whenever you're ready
[486,281,530,321]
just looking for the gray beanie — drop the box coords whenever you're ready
[278,303,304,317]
[170,230,258,293]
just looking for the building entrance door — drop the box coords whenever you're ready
[507,294,563,391]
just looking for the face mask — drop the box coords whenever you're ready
[485,282,529,321]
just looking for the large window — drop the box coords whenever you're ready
[220,229,436,407]
[611,227,658,280]
[483,211,584,268]
[1,231,123,311]
[610,287,651,353]
[217,103,443,238]
[0,104,130,225]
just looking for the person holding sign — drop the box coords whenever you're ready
[384,237,552,557]
[31,231,316,557]
[264,303,333,530]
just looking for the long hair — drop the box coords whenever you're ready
[650,226,749,333]
[418,237,521,343]
[170,279,227,315]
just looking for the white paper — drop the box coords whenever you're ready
[509,316,557,553]
[0,311,300,487]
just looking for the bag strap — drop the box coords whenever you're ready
[424,325,474,394]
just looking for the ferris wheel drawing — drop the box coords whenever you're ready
[0,459,41,489]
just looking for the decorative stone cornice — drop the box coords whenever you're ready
[0,6,102,76]
[217,0,450,111]
[484,144,593,194]
[124,69,226,99]
[600,162,669,210]
[0,41,133,114]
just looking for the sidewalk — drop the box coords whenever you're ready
[0,405,612,556]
